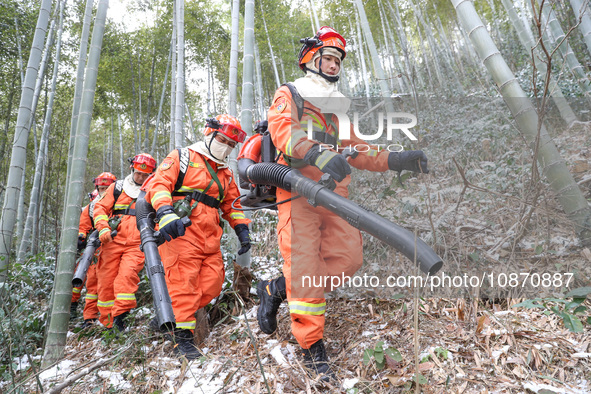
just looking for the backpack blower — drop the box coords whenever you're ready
[237,120,279,209]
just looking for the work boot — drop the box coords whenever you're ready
[80,318,97,329]
[70,302,78,320]
[256,275,286,334]
[172,329,202,360]
[112,312,129,333]
[301,340,336,382]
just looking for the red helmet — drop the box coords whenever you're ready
[130,153,156,173]
[88,190,99,201]
[298,26,346,71]
[93,172,117,186]
[204,114,246,143]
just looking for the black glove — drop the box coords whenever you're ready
[304,144,351,182]
[388,150,429,173]
[77,235,87,251]
[156,205,185,242]
[234,224,251,255]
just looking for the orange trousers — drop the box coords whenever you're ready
[159,236,225,332]
[71,258,99,320]
[277,189,363,349]
[96,244,144,327]
[71,285,82,303]
[83,263,99,320]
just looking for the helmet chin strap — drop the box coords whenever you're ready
[306,67,339,83]
[306,48,340,83]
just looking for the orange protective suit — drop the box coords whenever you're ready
[268,85,390,349]
[93,178,145,328]
[71,203,100,320]
[144,149,250,332]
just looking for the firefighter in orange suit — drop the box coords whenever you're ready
[144,114,251,360]
[257,26,429,380]
[71,172,117,327]
[93,155,155,331]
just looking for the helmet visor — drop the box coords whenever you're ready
[94,178,113,186]
[219,123,247,143]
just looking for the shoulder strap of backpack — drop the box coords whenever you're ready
[112,180,124,206]
[283,83,304,121]
[174,147,190,192]
[88,199,96,225]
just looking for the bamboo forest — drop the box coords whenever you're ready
[1,0,590,392]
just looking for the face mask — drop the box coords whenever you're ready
[206,134,234,161]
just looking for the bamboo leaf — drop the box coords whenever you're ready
[562,314,584,333]
[512,299,544,309]
[565,287,591,298]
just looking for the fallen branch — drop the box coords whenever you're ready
[47,345,132,394]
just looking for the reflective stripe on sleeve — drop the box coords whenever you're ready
[85,293,98,300]
[151,190,172,205]
[316,151,333,170]
[95,215,109,224]
[159,213,178,228]
[288,301,326,315]
[285,130,308,157]
[230,212,246,220]
[99,228,110,236]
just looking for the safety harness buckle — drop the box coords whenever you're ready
[190,190,220,209]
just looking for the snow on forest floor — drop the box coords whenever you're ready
[5,99,591,393]
[9,297,591,393]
